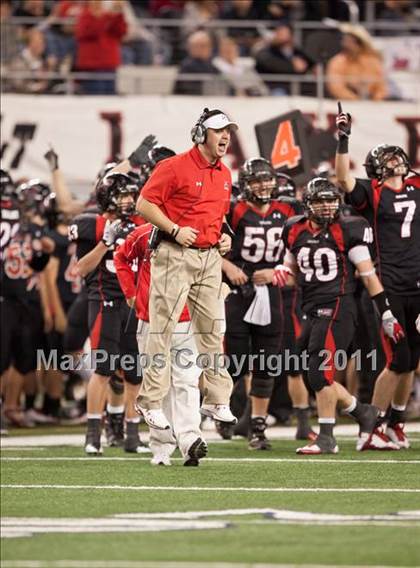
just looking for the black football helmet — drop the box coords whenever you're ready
[96,172,139,217]
[303,177,342,226]
[277,172,296,198]
[16,179,52,219]
[138,146,176,188]
[364,144,409,182]
[238,158,279,204]
[0,169,17,202]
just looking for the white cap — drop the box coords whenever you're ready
[203,112,238,131]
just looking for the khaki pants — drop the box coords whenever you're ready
[137,241,232,409]
[137,319,202,459]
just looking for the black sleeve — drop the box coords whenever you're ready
[344,216,373,251]
[346,178,372,212]
[69,215,97,261]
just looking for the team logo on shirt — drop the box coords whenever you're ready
[224,182,229,191]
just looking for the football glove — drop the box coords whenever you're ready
[382,310,405,343]
[336,102,352,138]
[128,134,157,168]
[272,264,292,288]
[102,219,122,248]
[44,146,59,171]
[416,314,420,334]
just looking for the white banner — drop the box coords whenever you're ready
[1,94,419,198]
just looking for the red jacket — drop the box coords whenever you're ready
[75,8,127,70]
[114,224,190,323]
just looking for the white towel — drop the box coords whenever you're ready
[243,285,271,326]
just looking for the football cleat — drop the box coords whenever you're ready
[184,437,208,466]
[200,404,237,424]
[215,420,234,440]
[356,403,379,435]
[150,454,172,466]
[135,403,170,430]
[104,411,125,447]
[386,423,410,449]
[124,437,151,454]
[295,427,317,441]
[296,433,338,455]
[85,442,103,456]
[356,428,400,451]
[248,417,272,451]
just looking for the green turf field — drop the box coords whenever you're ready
[1,434,420,568]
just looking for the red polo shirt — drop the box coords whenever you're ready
[140,146,232,248]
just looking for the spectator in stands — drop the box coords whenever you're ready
[212,36,268,96]
[221,0,264,56]
[181,0,220,38]
[43,1,83,67]
[254,22,315,95]
[1,0,21,66]
[75,0,127,95]
[7,28,57,94]
[377,0,419,36]
[173,30,219,95]
[326,24,388,101]
[265,0,304,21]
[147,0,186,18]
[13,0,50,34]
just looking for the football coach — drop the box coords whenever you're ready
[135,108,239,430]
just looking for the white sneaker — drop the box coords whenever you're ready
[85,443,103,456]
[296,441,339,455]
[356,428,400,451]
[135,404,170,430]
[150,454,171,466]
[200,404,237,424]
[385,423,410,449]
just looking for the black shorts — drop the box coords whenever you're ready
[1,297,44,374]
[381,294,420,373]
[224,286,283,380]
[88,299,139,384]
[297,295,357,392]
[282,289,302,377]
[63,291,89,353]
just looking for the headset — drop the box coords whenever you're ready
[191,107,224,145]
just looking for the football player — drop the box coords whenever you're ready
[335,105,420,449]
[70,172,146,455]
[222,158,313,450]
[281,177,404,454]
[1,178,54,427]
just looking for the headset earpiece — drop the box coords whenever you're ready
[191,108,210,145]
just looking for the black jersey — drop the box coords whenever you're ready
[227,198,302,279]
[48,229,82,305]
[69,213,143,302]
[347,175,420,295]
[283,214,372,314]
[0,222,46,301]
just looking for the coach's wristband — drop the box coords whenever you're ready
[170,223,180,238]
[337,136,349,154]
[371,291,390,317]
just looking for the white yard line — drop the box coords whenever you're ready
[2,457,420,464]
[2,484,420,493]
[1,561,418,568]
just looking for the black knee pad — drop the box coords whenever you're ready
[249,373,275,399]
[109,373,124,395]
